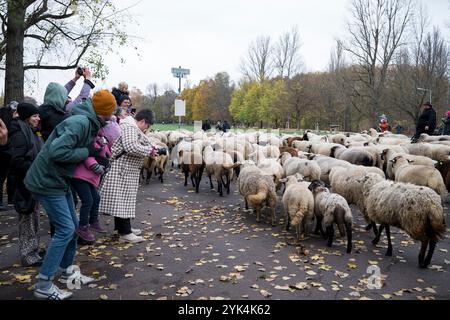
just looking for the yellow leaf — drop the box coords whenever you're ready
[99,295,108,300]
[382,294,392,299]
[347,262,357,269]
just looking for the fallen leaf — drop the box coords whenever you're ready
[260,289,272,298]
[382,294,392,299]
[99,295,108,300]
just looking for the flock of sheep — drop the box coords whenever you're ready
[142,128,449,269]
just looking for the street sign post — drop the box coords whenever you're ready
[172,66,190,94]
[175,99,186,130]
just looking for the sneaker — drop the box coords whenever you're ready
[59,266,95,285]
[75,225,95,242]
[34,284,73,300]
[131,228,142,236]
[119,233,144,243]
[89,221,107,234]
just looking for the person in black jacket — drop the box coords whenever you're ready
[9,103,44,266]
[412,102,437,142]
[442,111,450,135]
[111,82,130,106]
[0,101,18,210]
[222,120,231,132]
[202,119,211,131]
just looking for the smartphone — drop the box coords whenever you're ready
[77,67,84,76]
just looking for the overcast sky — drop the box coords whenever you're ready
[3,0,450,103]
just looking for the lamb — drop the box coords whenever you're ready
[238,161,277,225]
[203,146,240,196]
[179,149,205,193]
[390,156,448,201]
[280,174,315,241]
[360,173,446,268]
[308,180,353,253]
[282,153,321,182]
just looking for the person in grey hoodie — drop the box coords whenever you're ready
[39,68,95,142]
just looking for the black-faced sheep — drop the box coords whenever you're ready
[308,180,353,253]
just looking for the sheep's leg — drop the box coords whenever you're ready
[372,223,379,237]
[159,169,164,183]
[326,225,334,247]
[345,222,353,254]
[218,178,223,197]
[195,172,201,193]
[270,205,276,226]
[365,222,379,237]
[191,173,196,188]
[372,224,385,245]
[208,176,214,190]
[184,170,189,186]
[244,198,249,210]
[423,240,437,268]
[385,225,393,257]
[226,175,231,195]
[255,206,261,223]
[418,240,429,268]
[285,212,290,231]
[314,216,326,238]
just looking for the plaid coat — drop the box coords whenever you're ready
[99,117,153,219]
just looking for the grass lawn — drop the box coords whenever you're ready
[151,123,341,136]
[151,123,195,131]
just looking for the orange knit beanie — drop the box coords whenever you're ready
[92,90,116,116]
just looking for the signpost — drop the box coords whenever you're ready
[171,66,190,94]
[174,99,186,130]
[171,66,190,130]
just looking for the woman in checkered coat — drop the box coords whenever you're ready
[99,109,159,243]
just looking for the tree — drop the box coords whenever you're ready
[0,0,132,104]
[274,26,303,79]
[240,35,273,82]
[339,0,414,126]
[389,26,450,125]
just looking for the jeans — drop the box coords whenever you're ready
[114,217,131,235]
[71,179,100,227]
[34,192,78,281]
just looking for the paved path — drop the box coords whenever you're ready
[0,167,449,300]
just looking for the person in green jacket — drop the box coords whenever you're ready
[25,88,117,300]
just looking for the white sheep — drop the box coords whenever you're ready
[238,161,277,225]
[360,173,446,268]
[280,174,315,241]
[390,155,448,201]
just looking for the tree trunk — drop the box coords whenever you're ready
[4,1,26,104]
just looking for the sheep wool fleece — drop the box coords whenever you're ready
[99,116,154,219]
